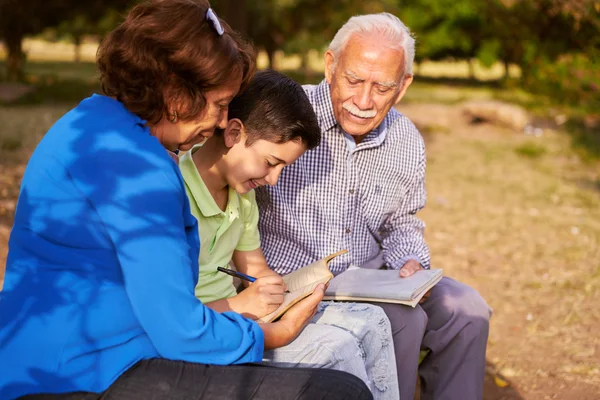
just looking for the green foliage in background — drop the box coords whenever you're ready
[1,0,598,111]
[0,0,132,81]
[212,0,398,69]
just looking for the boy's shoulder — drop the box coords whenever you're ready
[237,189,257,211]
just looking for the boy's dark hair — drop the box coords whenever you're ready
[226,70,321,150]
[97,0,256,124]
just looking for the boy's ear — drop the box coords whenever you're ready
[223,119,244,148]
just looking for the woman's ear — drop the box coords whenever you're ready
[223,119,244,148]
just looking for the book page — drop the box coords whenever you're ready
[282,260,332,291]
[257,250,347,323]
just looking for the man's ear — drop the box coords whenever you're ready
[223,118,244,148]
[394,74,413,105]
[324,50,336,84]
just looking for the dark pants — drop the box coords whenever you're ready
[21,359,373,400]
[373,277,492,400]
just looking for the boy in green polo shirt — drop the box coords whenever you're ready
[180,70,399,400]
[179,70,317,320]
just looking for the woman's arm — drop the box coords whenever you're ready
[77,139,264,365]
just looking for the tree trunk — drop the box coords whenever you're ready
[468,59,476,80]
[4,31,25,82]
[519,57,538,86]
[218,0,247,34]
[267,49,276,70]
[73,34,82,63]
[503,58,510,81]
[301,51,310,79]
[263,38,277,70]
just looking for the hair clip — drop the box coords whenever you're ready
[206,8,224,36]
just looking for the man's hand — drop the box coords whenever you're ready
[399,259,431,303]
[399,259,423,277]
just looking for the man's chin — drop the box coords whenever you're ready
[341,121,374,137]
[341,114,376,136]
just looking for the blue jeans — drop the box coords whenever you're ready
[262,302,399,400]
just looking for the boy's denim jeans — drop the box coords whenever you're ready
[262,302,399,400]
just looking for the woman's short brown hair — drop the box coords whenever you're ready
[97,0,256,124]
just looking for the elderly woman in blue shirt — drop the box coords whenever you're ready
[0,1,372,399]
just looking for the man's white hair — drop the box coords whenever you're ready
[328,13,415,76]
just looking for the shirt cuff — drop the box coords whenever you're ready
[387,255,426,270]
[222,312,265,363]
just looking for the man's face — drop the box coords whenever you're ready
[325,33,413,141]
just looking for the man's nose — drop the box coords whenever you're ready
[354,85,373,110]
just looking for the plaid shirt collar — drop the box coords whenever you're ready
[314,80,389,148]
[314,79,338,133]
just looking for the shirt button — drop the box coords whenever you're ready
[349,189,355,194]
[345,228,351,234]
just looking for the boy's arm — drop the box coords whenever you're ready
[233,248,280,283]
[205,249,285,320]
[204,192,284,319]
[232,191,279,284]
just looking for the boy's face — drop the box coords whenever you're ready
[223,132,307,194]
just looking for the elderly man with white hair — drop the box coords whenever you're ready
[256,13,492,400]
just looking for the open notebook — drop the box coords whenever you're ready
[324,268,443,307]
[257,250,347,323]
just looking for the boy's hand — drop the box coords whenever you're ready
[231,275,287,319]
[259,284,324,350]
[277,284,324,341]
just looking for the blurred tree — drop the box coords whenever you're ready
[400,2,482,59]
[484,0,600,83]
[398,0,488,79]
[0,0,70,81]
[214,0,398,70]
[216,0,248,35]
[54,7,126,63]
[397,0,599,82]
[0,0,130,80]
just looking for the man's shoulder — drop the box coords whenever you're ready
[385,107,425,149]
[301,83,319,102]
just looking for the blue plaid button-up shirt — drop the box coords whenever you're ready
[256,79,430,275]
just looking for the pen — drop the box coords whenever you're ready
[216,267,290,293]
[216,267,256,283]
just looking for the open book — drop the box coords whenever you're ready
[324,268,443,307]
[257,250,347,323]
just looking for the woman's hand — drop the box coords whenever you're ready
[260,283,325,350]
[229,275,287,320]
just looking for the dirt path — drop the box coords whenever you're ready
[398,103,600,400]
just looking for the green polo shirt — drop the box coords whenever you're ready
[179,150,261,303]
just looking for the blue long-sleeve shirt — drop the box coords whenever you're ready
[0,94,264,399]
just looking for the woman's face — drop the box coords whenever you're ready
[152,74,242,151]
